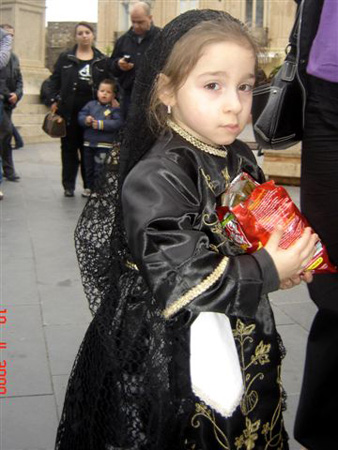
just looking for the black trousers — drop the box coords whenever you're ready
[61,117,87,191]
[294,75,338,450]
[0,108,16,178]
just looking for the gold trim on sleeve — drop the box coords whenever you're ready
[163,256,229,319]
[125,260,139,271]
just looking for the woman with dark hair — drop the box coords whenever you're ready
[48,22,112,197]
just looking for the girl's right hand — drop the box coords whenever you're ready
[51,102,58,113]
[265,226,318,288]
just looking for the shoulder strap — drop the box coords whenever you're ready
[289,2,301,47]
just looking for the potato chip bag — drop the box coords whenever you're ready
[217,173,337,273]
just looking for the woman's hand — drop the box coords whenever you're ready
[265,226,318,289]
[51,102,58,113]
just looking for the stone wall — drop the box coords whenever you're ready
[45,22,97,71]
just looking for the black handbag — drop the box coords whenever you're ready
[252,7,304,150]
[42,112,66,138]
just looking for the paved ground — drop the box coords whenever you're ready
[0,141,316,450]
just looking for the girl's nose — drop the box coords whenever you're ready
[223,89,242,114]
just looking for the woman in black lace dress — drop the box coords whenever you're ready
[55,10,317,450]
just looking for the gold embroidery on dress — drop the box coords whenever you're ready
[261,365,285,449]
[191,403,231,450]
[209,244,220,253]
[235,417,261,449]
[233,319,271,416]
[125,260,139,271]
[233,319,285,449]
[222,167,230,186]
[202,213,224,235]
[200,168,216,194]
[162,256,229,319]
[220,167,231,205]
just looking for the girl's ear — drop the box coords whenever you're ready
[157,73,176,108]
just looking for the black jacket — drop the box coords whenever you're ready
[0,52,23,110]
[122,131,280,319]
[48,45,112,123]
[78,100,123,146]
[110,25,161,92]
[295,0,324,89]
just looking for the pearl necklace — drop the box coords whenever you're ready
[167,119,228,158]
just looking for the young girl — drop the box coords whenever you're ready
[56,9,316,450]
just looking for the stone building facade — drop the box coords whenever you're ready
[97,0,297,77]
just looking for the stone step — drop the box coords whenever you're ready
[262,145,301,186]
[20,94,42,104]
[15,103,49,114]
[16,123,54,138]
[13,113,48,125]
[23,134,56,145]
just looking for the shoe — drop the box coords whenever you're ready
[5,174,20,182]
[0,191,3,200]
[64,189,74,197]
[81,188,91,198]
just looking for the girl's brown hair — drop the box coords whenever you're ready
[149,18,258,131]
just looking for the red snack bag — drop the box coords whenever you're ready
[217,173,337,274]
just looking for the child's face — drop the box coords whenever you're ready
[170,41,256,146]
[97,84,114,105]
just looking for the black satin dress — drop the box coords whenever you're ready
[55,130,289,450]
[121,130,289,449]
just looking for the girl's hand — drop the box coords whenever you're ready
[265,226,318,289]
[92,120,99,129]
[280,271,313,290]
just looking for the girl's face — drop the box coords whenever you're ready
[169,41,256,146]
[75,25,94,47]
[97,84,114,104]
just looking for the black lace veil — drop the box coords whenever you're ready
[120,8,238,179]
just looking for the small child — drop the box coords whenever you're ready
[78,79,123,196]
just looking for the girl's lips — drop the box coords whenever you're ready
[223,124,240,132]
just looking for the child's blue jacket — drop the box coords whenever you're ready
[78,100,123,146]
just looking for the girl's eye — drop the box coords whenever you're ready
[205,82,220,91]
[239,83,254,92]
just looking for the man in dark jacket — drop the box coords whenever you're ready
[110,1,160,118]
[0,24,23,182]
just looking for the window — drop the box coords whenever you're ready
[246,0,264,28]
[179,0,199,14]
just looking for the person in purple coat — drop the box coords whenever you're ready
[293,1,338,448]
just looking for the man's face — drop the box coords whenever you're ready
[130,8,152,36]
[4,26,14,37]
